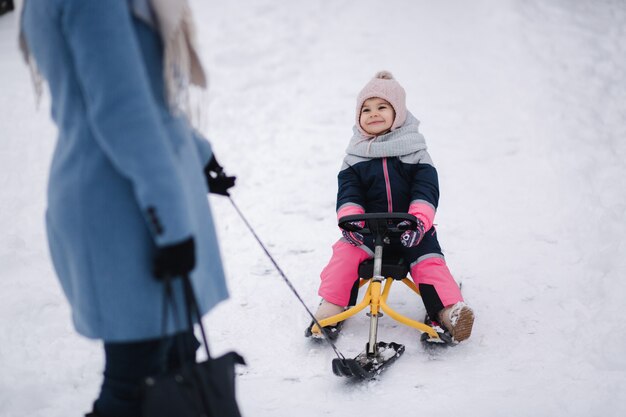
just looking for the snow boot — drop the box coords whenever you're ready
[304,299,345,340]
[438,302,474,342]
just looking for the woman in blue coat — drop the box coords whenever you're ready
[20,1,236,415]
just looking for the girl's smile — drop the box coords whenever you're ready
[359,97,396,136]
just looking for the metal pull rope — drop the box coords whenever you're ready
[228,197,347,362]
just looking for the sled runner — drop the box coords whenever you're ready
[310,213,446,379]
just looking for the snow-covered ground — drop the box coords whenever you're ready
[1,1,625,416]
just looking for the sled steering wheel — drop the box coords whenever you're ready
[338,212,418,239]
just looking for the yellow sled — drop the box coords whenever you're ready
[309,213,444,378]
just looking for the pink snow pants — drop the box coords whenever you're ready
[318,240,463,310]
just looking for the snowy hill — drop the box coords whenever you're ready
[1,1,625,416]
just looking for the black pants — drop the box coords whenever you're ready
[94,331,199,417]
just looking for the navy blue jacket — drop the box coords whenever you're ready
[337,156,439,215]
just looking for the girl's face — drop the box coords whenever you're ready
[359,97,395,136]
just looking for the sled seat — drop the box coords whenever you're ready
[349,255,409,307]
[358,257,408,281]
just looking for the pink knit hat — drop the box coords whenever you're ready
[356,71,407,137]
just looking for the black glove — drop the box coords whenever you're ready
[0,1,15,16]
[153,237,196,280]
[204,155,236,196]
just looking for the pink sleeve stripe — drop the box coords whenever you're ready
[409,201,435,231]
[337,204,365,221]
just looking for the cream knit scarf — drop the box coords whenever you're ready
[18,0,207,118]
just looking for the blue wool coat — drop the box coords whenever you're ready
[21,0,228,342]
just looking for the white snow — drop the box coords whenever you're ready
[1,1,625,416]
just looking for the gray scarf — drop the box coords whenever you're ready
[346,112,427,158]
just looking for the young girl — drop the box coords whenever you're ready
[308,71,474,343]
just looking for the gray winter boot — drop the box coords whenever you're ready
[438,302,475,342]
[305,299,346,339]
[313,299,345,326]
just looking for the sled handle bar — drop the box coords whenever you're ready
[338,213,418,237]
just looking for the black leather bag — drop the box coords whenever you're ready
[142,275,245,417]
